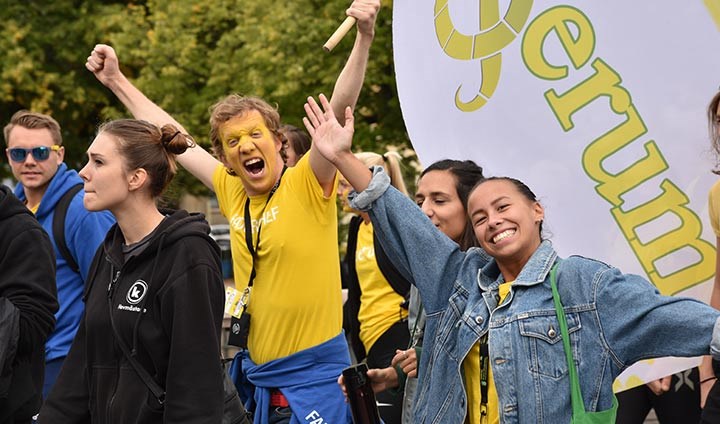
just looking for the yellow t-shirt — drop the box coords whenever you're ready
[213,155,342,364]
[464,281,512,424]
[708,180,720,237]
[355,221,409,352]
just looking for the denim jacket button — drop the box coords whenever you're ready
[547,327,557,338]
[475,316,484,325]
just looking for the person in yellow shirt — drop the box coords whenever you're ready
[339,158,485,422]
[341,151,411,423]
[85,2,380,421]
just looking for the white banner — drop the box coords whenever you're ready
[393,0,720,391]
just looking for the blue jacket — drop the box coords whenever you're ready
[14,163,114,361]
[350,167,720,424]
[241,333,352,424]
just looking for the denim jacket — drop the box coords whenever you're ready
[350,167,720,424]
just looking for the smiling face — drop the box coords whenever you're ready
[218,110,282,196]
[5,126,63,196]
[78,132,131,212]
[468,178,544,279]
[415,170,467,244]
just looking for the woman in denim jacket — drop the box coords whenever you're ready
[303,95,720,423]
[348,159,485,423]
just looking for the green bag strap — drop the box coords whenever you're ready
[549,263,586,417]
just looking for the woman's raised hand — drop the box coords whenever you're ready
[303,93,355,165]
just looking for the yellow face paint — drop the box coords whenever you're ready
[219,110,282,196]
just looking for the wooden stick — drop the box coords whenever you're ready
[323,16,357,52]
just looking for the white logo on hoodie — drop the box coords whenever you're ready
[126,280,148,305]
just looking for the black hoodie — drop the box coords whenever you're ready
[40,209,225,424]
[0,185,58,423]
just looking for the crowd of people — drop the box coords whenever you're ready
[2,1,720,423]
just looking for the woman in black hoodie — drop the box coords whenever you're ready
[39,119,225,423]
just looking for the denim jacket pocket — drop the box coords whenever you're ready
[519,313,581,379]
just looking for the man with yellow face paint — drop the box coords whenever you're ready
[86,2,379,422]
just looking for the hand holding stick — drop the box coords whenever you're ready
[323,16,357,52]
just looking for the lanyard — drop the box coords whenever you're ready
[242,166,286,288]
[479,334,489,418]
[408,302,423,349]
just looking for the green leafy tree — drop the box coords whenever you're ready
[1,0,416,203]
[0,1,132,177]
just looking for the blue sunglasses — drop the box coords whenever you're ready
[7,145,61,162]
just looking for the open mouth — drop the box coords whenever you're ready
[244,158,265,175]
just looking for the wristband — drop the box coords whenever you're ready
[388,364,407,396]
[700,376,718,385]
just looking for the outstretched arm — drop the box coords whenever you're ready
[86,44,219,190]
[309,0,380,195]
[305,95,471,312]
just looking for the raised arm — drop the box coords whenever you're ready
[303,94,371,192]
[309,0,380,194]
[328,0,380,118]
[86,44,219,190]
[304,95,470,311]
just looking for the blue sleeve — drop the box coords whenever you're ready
[66,198,114,281]
[349,167,471,314]
[590,262,720,366]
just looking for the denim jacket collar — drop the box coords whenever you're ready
[478,240,557,291]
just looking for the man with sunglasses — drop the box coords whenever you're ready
[3,111,114,401]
